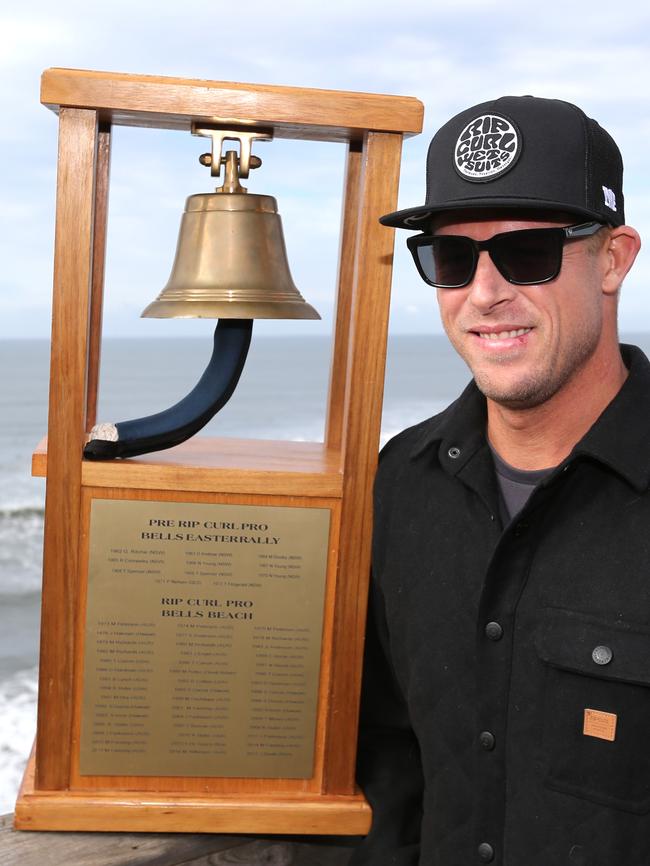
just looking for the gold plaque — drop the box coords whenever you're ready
[79,499,331,778]
[583,708,617,742]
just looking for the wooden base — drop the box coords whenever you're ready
[15,752,371,834]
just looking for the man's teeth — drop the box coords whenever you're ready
[478,328,531,340]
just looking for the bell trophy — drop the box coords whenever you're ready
[15,68,423,834]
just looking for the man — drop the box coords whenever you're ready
[350,96,646,866]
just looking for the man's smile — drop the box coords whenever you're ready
[464,325,535,352]
[473,327,532,341]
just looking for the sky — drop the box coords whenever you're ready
[2,0,650,340]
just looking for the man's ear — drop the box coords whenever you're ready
[602,225,641,296]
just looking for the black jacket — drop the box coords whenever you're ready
[351,345,650,866]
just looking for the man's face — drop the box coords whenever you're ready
[432,212,610,410]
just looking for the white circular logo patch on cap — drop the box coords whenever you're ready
[454,113,521,182]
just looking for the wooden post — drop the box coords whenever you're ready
[86,122,112,430]
[36,108,99,790]
[322,131,403,793]
[325,140,362,453]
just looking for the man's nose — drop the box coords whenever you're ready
[466,250,517,312]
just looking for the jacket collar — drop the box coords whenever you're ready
[410,344,650,493]
[573,344,650,492]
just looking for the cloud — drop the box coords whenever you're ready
[0,15,71,67]
[2,0,650,336]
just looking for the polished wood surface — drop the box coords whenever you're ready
[325,140,362,453]
[36,109,99,791]
[323,131,403,793]
[32,437,343,497]
[16,752,371,834]
[41,68,423,141]
[86,122,112,430]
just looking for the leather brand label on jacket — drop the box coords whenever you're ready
[583,708,617,741]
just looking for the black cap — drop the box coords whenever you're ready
[381,95,625,229]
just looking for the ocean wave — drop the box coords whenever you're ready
[380,400,449,447]
[0,509,44,596]
[0,666,38,815]
[0,470,45,516]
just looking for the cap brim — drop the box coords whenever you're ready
[379,205,433,228]
[379,198,612,230]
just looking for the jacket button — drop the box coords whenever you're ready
[478,842,494,862]
[448,446,461,459]
[479,731,495,750]
[485,621,503,641]
[592,645,613,665]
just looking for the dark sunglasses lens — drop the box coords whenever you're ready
[492,229,562,284]
[416,236,475,287]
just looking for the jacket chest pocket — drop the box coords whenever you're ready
[536,608,650,814]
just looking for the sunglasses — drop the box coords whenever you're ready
[407,221,605,289]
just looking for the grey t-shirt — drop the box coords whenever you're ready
[489,443,555,523]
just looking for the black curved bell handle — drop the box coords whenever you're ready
[83,318,253,460]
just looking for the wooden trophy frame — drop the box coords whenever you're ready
[15,68,423,833]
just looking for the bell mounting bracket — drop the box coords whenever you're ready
[191,123,274,178]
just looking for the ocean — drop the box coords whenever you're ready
[1,331,648,814]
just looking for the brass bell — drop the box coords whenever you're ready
[86,128,321,463]
[142,129,320,321]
